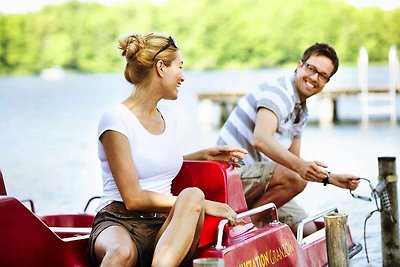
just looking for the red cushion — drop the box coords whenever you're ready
[171,160,247,247]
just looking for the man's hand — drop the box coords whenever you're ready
[297,160,329,182]
[329,173,360,190]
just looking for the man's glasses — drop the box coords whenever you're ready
[152,36,178,61]
[302,61,330,83]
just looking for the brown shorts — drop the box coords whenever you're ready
[88,202,167,267]
[238,162,308,227]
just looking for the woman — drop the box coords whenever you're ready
[88,32,247,267]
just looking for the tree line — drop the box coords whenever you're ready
[0,0,399,75]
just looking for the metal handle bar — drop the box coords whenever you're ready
[215,203,278,249]
[296,207,338,244]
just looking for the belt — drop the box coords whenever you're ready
[101,201,168,219]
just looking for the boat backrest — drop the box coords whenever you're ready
[171,160,247,248]
[0,196,93,267]
[0,169,7,195]
[41,214,95,228]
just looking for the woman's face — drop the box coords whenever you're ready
[161,51,185,100]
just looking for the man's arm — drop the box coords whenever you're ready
[288,136,301,157]
[253,108,328,182]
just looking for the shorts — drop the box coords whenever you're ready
[237,162,276,208]
[237,162,308,227]
[276,199,308,227]
[88,202,167,267]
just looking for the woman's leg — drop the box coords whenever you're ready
[152,187,205,267]
[94,225,138,267]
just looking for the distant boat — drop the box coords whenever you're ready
[40,67,66,80]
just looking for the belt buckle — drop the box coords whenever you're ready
[140,212,157,219]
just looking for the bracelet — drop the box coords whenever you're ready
[322,172,331,186]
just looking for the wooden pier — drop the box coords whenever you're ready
[197,86,399,126]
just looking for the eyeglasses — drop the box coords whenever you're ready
[152,36,178,61]
[302,61,330,83]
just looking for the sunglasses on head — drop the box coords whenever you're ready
[152,36,178,61]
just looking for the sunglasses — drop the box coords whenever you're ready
[152,36,178,61]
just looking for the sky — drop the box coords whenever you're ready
[1,0,400,14]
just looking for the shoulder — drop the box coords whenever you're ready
[253,75,295,120]
[98,104,130,138]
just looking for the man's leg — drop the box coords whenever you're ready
[250,163,307,225]
[277,200,318,237]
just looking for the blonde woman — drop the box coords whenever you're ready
[87,32,247,267]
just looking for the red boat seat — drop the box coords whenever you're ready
[171,160,248,248]
[0,169,7,195]
[41,214,95,227]
[0,196,94,267]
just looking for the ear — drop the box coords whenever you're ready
[297,60,303,67]
[155,60,165,77]
[295,60,303,72]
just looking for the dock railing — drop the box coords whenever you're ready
[197,85,399,127]
[197,46,399,127]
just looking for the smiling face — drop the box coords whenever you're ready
[294,54,334,102]
[161,51,184,100]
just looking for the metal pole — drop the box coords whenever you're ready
[378,157,400,266]
[324,213,349,267]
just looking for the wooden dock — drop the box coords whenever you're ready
[197,86,399,126]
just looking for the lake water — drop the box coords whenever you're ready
[1,67,399,266]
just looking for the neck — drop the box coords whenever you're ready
[124,87,160,116]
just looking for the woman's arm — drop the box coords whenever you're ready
[101,130,177,212]
[183,146,247,168]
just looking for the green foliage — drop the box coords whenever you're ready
[0,0,399,75]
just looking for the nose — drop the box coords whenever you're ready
[309,72,319,81]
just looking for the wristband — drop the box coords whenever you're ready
[322,172,330,186]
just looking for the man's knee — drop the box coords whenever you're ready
[274,166,307,194]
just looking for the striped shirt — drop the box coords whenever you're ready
[217,74,308,164]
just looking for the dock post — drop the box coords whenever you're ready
[388,45,398,125]
[324,213,349,267]
[358,46,369,126]
[378,157,400,266]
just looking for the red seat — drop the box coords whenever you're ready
[41,214,95,228]
[171,160,248,248]
[0,196,94,267]
[0,169,6,195]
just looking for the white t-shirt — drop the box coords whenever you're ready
[96,103,183,211]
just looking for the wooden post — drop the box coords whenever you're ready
[388,46,398,125]
[193,258,224,267]
[358,46,369,126]
[324,213,349,267]
[378,157,400,266]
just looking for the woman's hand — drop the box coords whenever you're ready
[204,200,237,225]
[203,146,247,168]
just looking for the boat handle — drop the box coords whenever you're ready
[215,203,278,249]
[296,207,338,245]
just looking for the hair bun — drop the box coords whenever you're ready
[119,33,145,61]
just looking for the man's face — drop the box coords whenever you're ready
[294,54,335,102]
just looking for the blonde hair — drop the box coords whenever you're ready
[118,32,179,88]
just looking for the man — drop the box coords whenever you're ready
[217,43,360,235]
